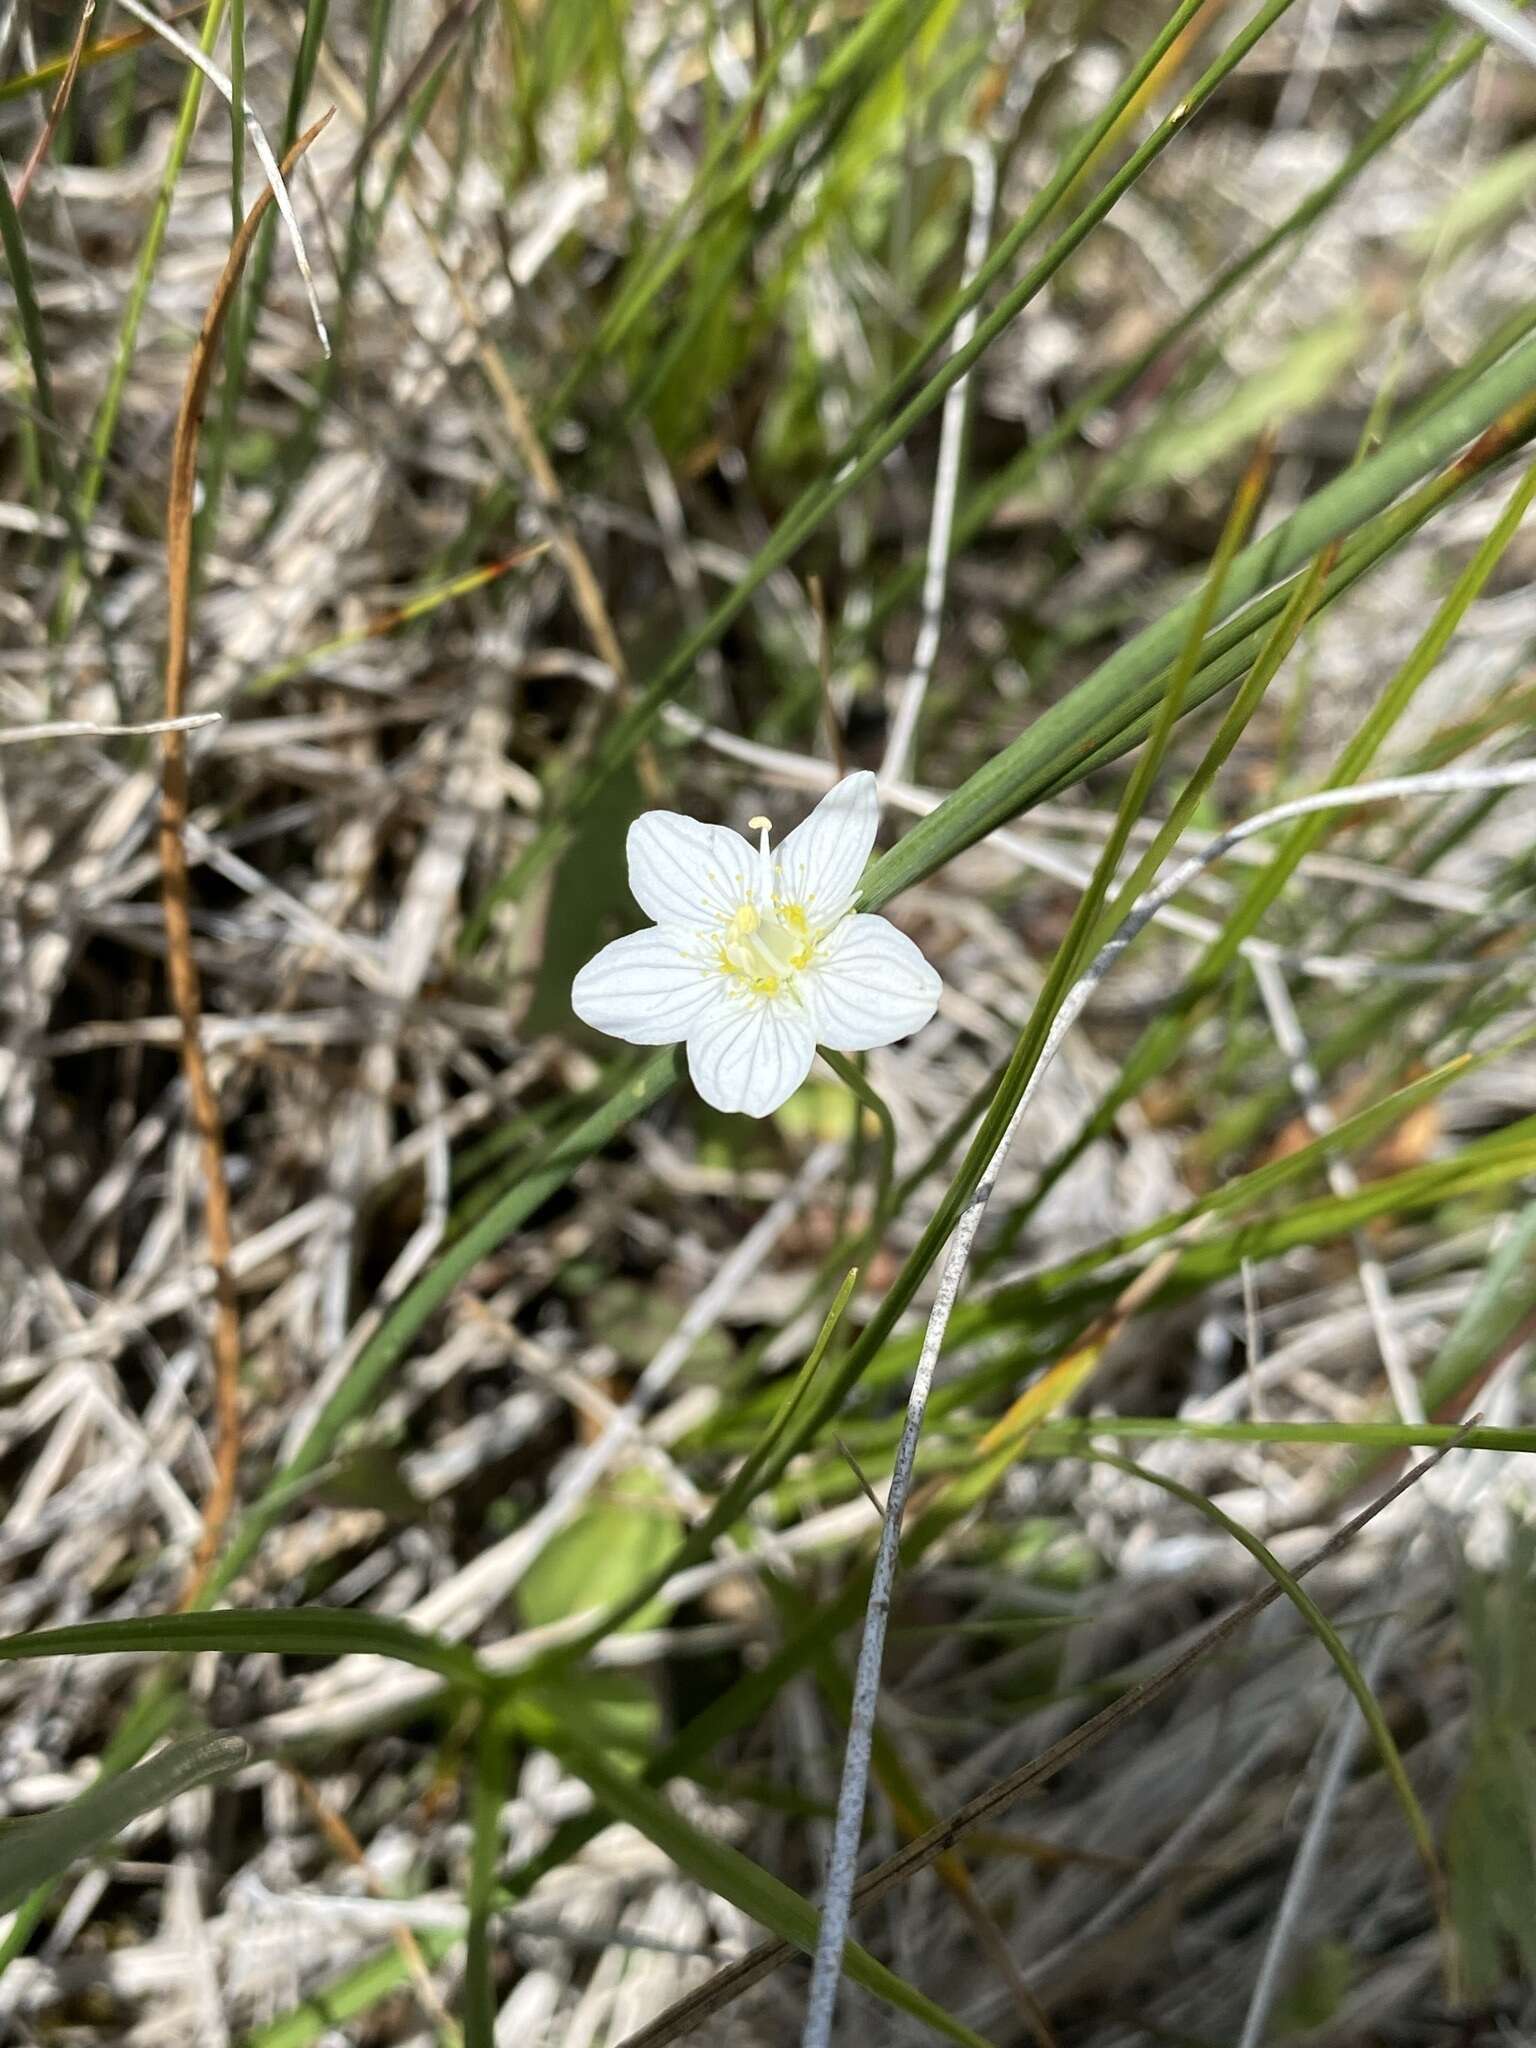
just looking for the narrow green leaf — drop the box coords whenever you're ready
[245,1932,459,2048]
[862,359,1536,910]
[0,151,60,499]
[0,1735,248,1914]
[1087,1451,1448,1937]
[1029,1418,1536,1456]
[0,1610,490,1694]
[55,0,232,630]
[1333,1199,1536,1495]
[1422,1200,1536,1415]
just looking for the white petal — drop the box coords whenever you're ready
[627,810,756,929]
[805,914,941,1051]
[772,771,879,922]
[571,926,719,1045]
[686,997,817,1118]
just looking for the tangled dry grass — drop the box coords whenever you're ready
[4,0,1536,2041]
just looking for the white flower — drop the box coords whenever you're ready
[571,771,942,1118]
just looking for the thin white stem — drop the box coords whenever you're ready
[109,0,331,354]
[1440,0,1536,67]
[0,713,221,745]
[879,143,996,788]
[799,753,1536,2044]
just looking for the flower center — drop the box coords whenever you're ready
[718,900,816,999]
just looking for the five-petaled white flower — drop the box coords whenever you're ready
[571,771,941,1118]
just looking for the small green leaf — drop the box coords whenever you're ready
[518,1474,681,1635]
[314,1447,426,1523]
[527,759,641,1039]
[1270,1939,1355,2032]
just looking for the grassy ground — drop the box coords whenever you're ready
[3,0,1536,2041]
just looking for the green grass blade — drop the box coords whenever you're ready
[0,1735,248,1916]
[246,1932,459,2048]
[861,364,1536,910]
[0,151,60,500]
[1074,433,1272,971]
[1088,1451,1446,1922]
[1030,1417,1536,1456]
[54,0,230,631]
[1420,1200,1536,1415]
[0,1610,491,1693]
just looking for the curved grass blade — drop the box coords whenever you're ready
[1081,1449,1452,1979]
[0,1610,491,1694]
[0,1734,248,1915]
